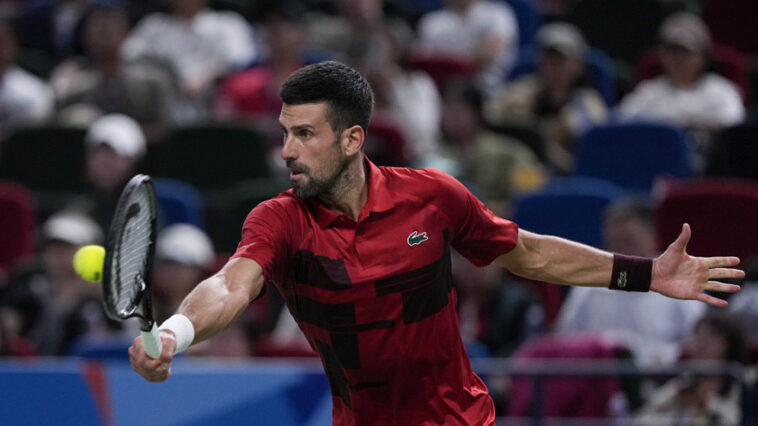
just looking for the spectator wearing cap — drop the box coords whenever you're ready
[77,113,146,233]
[617,13,744,132]
[152,223,215,323]
[151,223,255,357]
[485,22,608,173]
[0,210,110,355]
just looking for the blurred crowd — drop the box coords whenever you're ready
[1,0,757,422]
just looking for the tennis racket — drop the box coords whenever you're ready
[101,174,162,358]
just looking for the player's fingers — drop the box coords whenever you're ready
[696,292,729,307]
[702,256,741,269]
[704,281,741,293]
[707,267,745,280]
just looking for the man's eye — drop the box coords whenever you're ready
[301,131,312,138]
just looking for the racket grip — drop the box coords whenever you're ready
[142,323,163,359]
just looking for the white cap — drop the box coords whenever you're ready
[538,22,588,59]
[156,224,215,269]
[85,113,146,159]
[43,211,103,245]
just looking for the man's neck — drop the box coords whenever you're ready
[318,157,368,221]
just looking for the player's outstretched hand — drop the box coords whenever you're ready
[651,223,744,306]
[129,331,177,382]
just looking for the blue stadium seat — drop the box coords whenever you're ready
[511,176,626,248]
[573,122,691,193]
[153,178,206,230]
[501,0,541,47]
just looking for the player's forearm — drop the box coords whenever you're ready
[496,230,614,287]
[175,258,265,344]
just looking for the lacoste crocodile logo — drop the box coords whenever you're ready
[407,231,429,246]
[617,271,627,288]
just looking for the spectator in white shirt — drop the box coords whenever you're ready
[556,198,705,367]
[0,17,53,135]
[617,13,744,131]
[122,0,257,121]
[416,0,518,92]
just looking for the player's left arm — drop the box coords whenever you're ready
[495,223,743,306]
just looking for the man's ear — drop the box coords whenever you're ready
[342,125,365,156]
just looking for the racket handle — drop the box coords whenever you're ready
[141,323,163,359]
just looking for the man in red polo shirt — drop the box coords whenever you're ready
[130,61,743,425]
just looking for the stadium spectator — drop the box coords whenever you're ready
[616,13,744,170]
[121,0,257,122]
[435,80,543,208]
[0,210,107,355]
[633,311,748,425]
[214,4,308,130]
[416,0,518,92]
[305,0,412,64]
[556,198,705,367]
[49,4,177,141]
[152,223,215,323]
[348,28,442,164]
[71,113,146,233]
[0,16,54,136]
[484,22,608,174]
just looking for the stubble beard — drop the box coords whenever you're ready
[291,140,351,201]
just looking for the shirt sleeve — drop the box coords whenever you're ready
[230,198,293,282]
[427,169,519,266]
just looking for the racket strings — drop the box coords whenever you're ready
[112,187,154,316]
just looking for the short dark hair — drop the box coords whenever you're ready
[279,61,374,134]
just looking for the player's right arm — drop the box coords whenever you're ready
[129,257,265,382]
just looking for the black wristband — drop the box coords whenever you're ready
[609,254,653,292]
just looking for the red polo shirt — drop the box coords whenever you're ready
[232,158,518,426]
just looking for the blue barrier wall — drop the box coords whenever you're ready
[0,359,332,426]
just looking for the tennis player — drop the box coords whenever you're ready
[130,61,743,425]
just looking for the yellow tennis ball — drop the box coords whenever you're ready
[73,245,106,283]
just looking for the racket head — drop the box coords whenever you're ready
[102,174,159,330]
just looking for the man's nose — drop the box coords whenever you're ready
[281,135,296,161]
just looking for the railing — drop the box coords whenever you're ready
[471,358,758,426]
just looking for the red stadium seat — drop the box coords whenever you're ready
[365,113,410,167]
[654,178,758,264]
[404,51,475,93]
[507,333,631,418]
[702,0,758,58]
[0,181,37,273]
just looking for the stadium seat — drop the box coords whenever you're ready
[635,44,750,104]
[511,176,626,249]
[507,333,634,419]
[568,0,663,65]
[0,125,87,193]
[653,178,758,264]
[706,123,758,181]
[573,122,691,193]
[153,178,206,230]
[0,181,37,272]
[501,0,541,48]
[404,51,476,93]
[507,46,618,106]
[155,123,271,190]
[365,113,410,167]
[510,177,626,324]
[702,0,758,58]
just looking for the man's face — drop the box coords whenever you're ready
[279,102,349,200]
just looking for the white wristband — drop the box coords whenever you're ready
[158,314,195,354]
